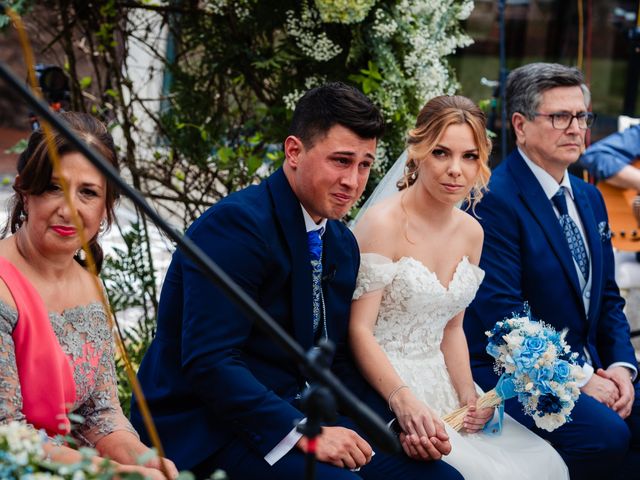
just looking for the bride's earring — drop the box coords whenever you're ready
[98,219,107,234]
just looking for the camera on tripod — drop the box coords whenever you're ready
[29,64,70,130]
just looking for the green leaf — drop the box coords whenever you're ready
[79,76,92,89]
[5,138,27,154]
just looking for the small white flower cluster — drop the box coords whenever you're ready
[304,75,328,90]
[0,422,124,479]
[371,9,398,39]
[203,0,228,15]
[314,0,376,24]
[0,421,45,462]
[203,0,253,20]
[285,7,343,62]
[283,89,305,111]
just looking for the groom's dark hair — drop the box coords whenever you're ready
[288,82,385,148]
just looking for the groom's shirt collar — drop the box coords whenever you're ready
[518,147,574,201]
[300,204,327,236]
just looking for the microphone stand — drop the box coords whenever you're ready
[0,57,400,476]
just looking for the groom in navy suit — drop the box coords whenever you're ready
[132,83,462,479]
[465,63,640,479]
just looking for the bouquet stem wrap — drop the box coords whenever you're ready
[442,375,516,433]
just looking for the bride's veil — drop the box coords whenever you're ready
[350,149,408,228]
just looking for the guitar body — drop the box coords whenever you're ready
[597,161,640,251]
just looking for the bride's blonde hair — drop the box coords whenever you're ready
[399,95,492,210]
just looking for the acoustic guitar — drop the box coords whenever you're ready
[596,161,640,252]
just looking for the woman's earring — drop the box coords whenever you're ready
[98,219,107,234]
[18,210,26,223]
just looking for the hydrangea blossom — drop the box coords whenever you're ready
[314,0,376,24]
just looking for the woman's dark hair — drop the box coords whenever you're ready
[5,112,119,272]
[288,82,385,148]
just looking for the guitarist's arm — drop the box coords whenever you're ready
[580,125,640,189]
[604,163,640,191]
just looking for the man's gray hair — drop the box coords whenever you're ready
[506,63,591,122]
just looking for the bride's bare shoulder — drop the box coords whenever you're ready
[454,208,484,261]
[352,194,404,254]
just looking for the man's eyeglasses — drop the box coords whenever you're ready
[533,112,596,130]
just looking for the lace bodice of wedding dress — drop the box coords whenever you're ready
[354,252,484,415]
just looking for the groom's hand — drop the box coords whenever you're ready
[581,370,620,408]
[601,367,635,418]
[296,426,373,469]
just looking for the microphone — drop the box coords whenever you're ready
[322,265,337,283]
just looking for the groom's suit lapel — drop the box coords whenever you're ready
[507,151,584,306]
[267,168,314,351]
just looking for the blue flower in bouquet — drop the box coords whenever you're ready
[537,394,564,414]
[523,336,546,355]
[488,321,513,346]
[531,365,554,383]
[514,349,538,370]
[553,360,571,382]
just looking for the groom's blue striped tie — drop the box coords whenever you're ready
[307,228,324,334]
[552,187,589,281]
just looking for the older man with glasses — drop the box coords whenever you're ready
[464,62,640,480]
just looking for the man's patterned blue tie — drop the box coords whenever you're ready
[307,228,324,334]
[552,187,589,281]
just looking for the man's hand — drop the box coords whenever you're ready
[296,426,373,469]
[581,369,621,408]
[600,367,635,418]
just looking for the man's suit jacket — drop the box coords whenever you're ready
[131,168,375,470]
[464,149,637,391]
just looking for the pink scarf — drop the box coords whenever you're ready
[0,257,76,436]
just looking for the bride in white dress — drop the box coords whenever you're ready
[349,95,569,479]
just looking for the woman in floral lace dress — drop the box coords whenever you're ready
[349,96,569,479]
[0,113,177,479]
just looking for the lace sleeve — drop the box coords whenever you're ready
[353,253,397,300]
[0,301,26,425]
[74,306,138,447]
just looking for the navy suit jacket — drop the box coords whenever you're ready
[464,149,637,389]
[131,168,378,470]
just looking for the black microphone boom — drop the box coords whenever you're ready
[0,60,399,454]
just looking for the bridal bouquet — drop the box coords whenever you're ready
[444,309,583,432]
